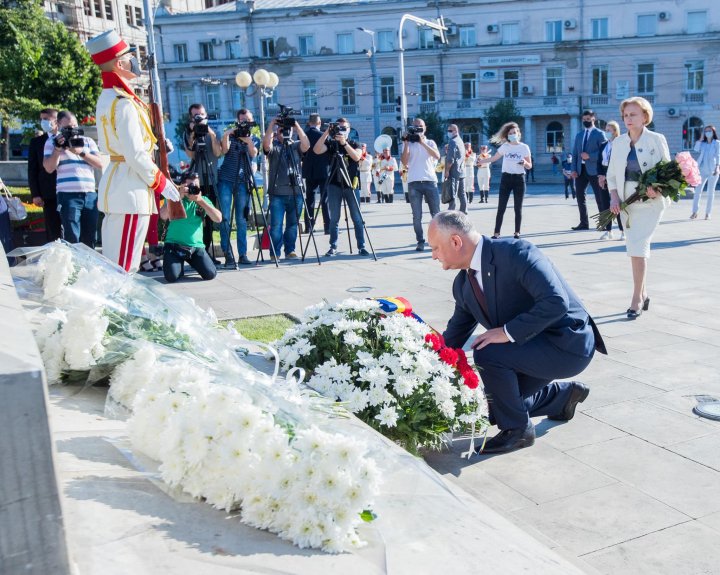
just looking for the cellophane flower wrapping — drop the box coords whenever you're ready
[273,298,489,454]
[11,241,381,553]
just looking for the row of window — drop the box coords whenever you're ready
[171,9,708,63]
[82,0,142,25]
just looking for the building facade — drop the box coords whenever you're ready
[150,0,718,162]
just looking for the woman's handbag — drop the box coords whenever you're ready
[0,180,27,221]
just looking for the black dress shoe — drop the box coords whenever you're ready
[548,382,589,421]
[643,297,650,311]
[571,224,590,230]
[477,422,535,454]
[627,308,642,319]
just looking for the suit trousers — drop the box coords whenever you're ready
[574,166,602,226]
[41,197,63,242]
[473,334,593,430]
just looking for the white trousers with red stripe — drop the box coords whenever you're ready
[101,213,149,273]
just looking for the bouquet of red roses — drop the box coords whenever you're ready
[593,151,701,230]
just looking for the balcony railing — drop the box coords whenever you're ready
[543,97,558,106]
[419,102,438,114]
[301,106,318,116]
[685,92,704,103]
[380,104,395,114]
[340,105,357,115]
[589,95,609,105]
[457,100,472,109]
[637,94,655,104]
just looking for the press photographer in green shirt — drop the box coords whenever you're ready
[160,171,223,283]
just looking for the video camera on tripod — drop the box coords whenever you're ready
[233,120,257,139]
[276,104,300,137]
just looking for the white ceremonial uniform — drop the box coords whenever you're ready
[377,155,398,196]
[358,152,373,200]
[464,152,476,192]
[96,86,161,272]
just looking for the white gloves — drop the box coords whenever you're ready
[160,179,181,202]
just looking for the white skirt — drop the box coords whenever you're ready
[620,181,667,258]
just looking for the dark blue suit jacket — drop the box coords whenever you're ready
[571,127,606,176]
[302,126,330,181]
[443,238,606,357]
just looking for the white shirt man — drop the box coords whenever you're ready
[400,118,441,251]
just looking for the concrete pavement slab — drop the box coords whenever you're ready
[665,432,720,471]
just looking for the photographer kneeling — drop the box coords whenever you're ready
[159,172,222,283]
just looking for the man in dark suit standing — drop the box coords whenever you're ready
[429,211,606,454]
[302,114,330,234]
[28,108,62,241]
[570,110,606,230]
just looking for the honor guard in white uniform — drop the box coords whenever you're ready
[85,30,179,272]
[376,147,397,202]
[357,143,373,203]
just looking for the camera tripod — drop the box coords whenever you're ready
[189,135,219,263]
[303,143,377,261]
[268,133,322,265]
[228,138,279,267]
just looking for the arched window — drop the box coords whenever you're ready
[546,121,564,153]
[381,126,399,155]
[463,124,481,149]
[683,117,703,149]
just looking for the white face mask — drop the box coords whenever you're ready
[40,119,53,133]
[605,131,614,140]
[508,133,519,142]
[705,131,713,139]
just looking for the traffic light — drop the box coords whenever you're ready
[395,96,402,121]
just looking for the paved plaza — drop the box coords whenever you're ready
[157,183,720,574]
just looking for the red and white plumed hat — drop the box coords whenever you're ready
[85,30,135,66]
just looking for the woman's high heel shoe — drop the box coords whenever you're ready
[627,308,642,319]
[492,233,500,239]
[690,213,698,219]
[513,232,520,239]
[643,297,650,311]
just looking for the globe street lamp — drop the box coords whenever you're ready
[357,27,381,139]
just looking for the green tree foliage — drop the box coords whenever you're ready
[483,98,523,141]
[0,0,101,159]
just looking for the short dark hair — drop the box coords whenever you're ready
[336,117,349,124]
[40,108,58,116]
[308,113,321,125]
[188,103,204,115]
[56,110,75,124]
[582,109,595,117]
[236,108,250,117]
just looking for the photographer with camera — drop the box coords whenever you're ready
[263,115,310,261]
[184,103,223,255]
[313,118,369,257]
[43,110,103,247]
[159,171,222,283]
[400,117,441,251]
[217,108,259,269]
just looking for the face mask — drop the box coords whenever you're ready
[508,133,519,142]
[605,131,614,140]
[447,131,455,137]
[705,131,713,139]
[40,119,53,133]
[582,120,593,128]
[125,56,141,76]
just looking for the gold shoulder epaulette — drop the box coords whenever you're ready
[113,86,133,99]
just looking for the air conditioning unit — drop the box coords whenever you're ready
[658,11,670,21]
[211,38,222,46]
[667,107,679,117]
[522,85,534,94]
[564,19,577,29]
[446,24,458,36]
[487,24,499,33]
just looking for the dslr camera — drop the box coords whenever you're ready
[186,183,201,196]
[54,127,85,149]
[401,125,424,143]
[233,120,257,139]
[191,114,209,138]
[327,122,349,138]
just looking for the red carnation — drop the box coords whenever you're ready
[461,369,479,389]
[456,349,469,370]
[439,347,459,367]
[425,333,443,351]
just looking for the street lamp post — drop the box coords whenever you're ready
[358,27,381,138]
[397,14,447,132]
[235,69,279,208]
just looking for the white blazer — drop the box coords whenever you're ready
[606,128,671,204]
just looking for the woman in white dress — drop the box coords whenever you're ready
[607,97,670,319]
[475,145,491,203]
[690,125,720,220]
[463,142,476,203]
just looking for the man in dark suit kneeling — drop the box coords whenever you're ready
[429,211,607,454]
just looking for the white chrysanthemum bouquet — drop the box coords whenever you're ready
[273,298,488,454]
[11,242,380,553]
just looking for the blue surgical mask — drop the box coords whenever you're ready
[705,131,713,139]
[508,133,519,142]
[40,119,53,133]
[123,55,142,76]
[605,131,614,140]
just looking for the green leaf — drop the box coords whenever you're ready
[359,509,377,523]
